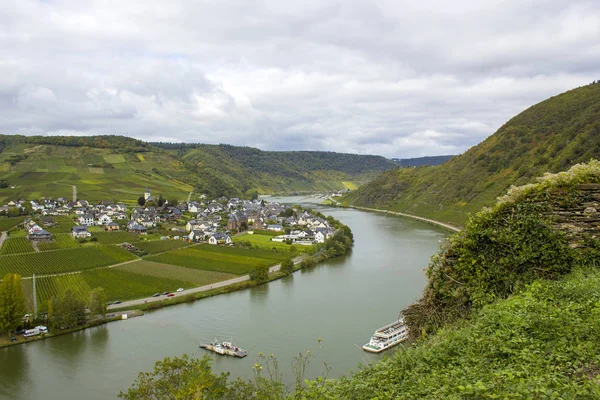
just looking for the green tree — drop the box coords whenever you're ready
[0,273,27,336]
[281,258,294,275]
[89,287,108,319]
[249,266,269,283]
[53,289,86,329]
[137,196,146,206]
[168,198,179,207]
[118,354,230,400]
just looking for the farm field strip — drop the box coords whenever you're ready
[0,246,137,277]
[93,231,139,244]
[188,244,287,261]
[37,233,81,251]
[81,268,192,302]
[36,273,91,306]
[233,233,308,251]
[0,237,35,255]
[132,239,189,254]
[118,260,236,286]
[46,216,76,233]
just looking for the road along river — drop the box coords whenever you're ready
[0,197,449,400]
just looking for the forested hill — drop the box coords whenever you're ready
[0,135,397,203]
[343,83,600,226]
[392,155,454,167]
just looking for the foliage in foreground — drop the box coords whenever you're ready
[404,160,600,338]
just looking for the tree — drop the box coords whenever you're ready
[52,289,86,329]
[119,354,230,400]
[157,195,165,207]
[137,196,146,206]
[89,287,108,319]
[0,273,27,336]
[249,266,269,283]
[281,258,294,275]
[168,198,179,207]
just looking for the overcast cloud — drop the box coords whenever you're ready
[1,0,599,157]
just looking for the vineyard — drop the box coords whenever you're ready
[118,260,236,286]
[146,244,288,275]
[0,216,26,231]
[81,268,192,301]
[36,233,81,251]
[132,239,189,254]
[0,237,35,255]
[0,246,137,277]
[35,273,91,307]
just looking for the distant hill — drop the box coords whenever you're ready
[391,155,455,167]
[0,135,397,203]
[343,83,600,226]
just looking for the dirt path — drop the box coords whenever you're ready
[0,231,7,251]
[31,241,40,252]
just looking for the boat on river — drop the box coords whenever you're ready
[362,318,409,353]
[200,341,248,358]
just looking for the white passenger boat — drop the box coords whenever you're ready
[200,341,248,358]
[362,318,409,353]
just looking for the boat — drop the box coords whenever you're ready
[362,318,409,353]
[200,341,248,358]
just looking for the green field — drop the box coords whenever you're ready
[132,239,189,254]
[118,260,236,286]
[0,237,35,255]
[93,231,139,244]
[233,232,308,252]
[36,274,91,306]
[45,216,76,233]
[81,268,191,302]
[146,244,288,275]
[36,233,81,251]
[0,216,26,231]
[0,246,137,277]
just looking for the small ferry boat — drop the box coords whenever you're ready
[200,341,248,358]
[362,318,409,353]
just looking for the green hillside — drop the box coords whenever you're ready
[344,83,600,226]
[0,135,397,203]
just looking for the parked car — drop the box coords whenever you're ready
[152,293,160,297]
[167,293,175,297]
[113,300,122,305]
[176,288,184,292]
[163,291,170,295]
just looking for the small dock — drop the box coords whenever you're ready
[200,341,248,358]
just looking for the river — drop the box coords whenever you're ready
[0,197,449,399]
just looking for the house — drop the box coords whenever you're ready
[98,214,113,226]
[267,224,284,232]
[104,222,120,232]
[188,230,205,242]
[79,214,94,226]
[227,211,248,231]
[188,202,202,213]
[315,231,326,243]
[72,226,91,238]
[40,216,55,227]
[208,233,232,245]
[127,222,147,234]
[27,224,52,241]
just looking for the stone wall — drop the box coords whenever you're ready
[549,183,600,247]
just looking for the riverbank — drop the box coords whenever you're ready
[0,309,144,348]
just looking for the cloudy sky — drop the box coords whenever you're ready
[1,0,599,157]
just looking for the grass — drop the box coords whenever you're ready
[0,246,137,277]
[117,260,236,286]
[45,215,77,233]
[145,244,288,275]
[0,237,35,255]
[92,231,139,244]
[132,239,189,254]
[233,232,307,252]
[0,216,26,231]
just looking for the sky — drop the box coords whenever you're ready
[1,0,599,158]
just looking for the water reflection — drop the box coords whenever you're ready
[0,346,31,399]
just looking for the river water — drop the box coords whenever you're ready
[0,197,448,399]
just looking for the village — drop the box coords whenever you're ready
[0,186,337,248]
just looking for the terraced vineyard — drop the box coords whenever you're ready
[81,268,192,301]
[146,244,288,275]
[45,216,76,233]
[0,246,137,276]
[93,231,139,244]
[36,233,80,251]
[0,237,35,255]
[132,239,189,254]
[118,260,236,286]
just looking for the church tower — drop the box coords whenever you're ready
[144,186,151,201]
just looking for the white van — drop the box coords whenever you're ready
[24,328,40,337]
[35,325,48,334]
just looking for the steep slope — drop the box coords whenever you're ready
[0,135,397,203]
[344,83,600,226]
